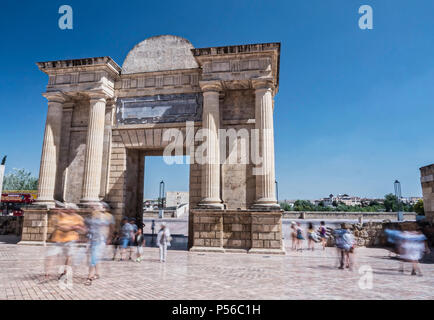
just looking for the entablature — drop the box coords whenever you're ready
[37,56,121,98]
[115,68,201,97]
[192,42,280,92]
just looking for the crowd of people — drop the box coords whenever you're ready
[43,204,171,286]
[289,220,430,275]
[290,221,329,251]
[42,205,430,286]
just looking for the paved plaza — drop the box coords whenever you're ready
[0,241,433,300]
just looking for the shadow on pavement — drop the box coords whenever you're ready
[0,235,21,244]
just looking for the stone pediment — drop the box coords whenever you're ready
[122,35,199,74]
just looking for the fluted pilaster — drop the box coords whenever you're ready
[198,81,223,209]
[36,92,66,206]
[80,93,107,204]
[252,79,279,208]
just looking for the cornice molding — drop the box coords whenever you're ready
[41,91,69,103]
[36,56,121,78]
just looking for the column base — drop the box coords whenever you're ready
[197,198,224,209]
[33,199,56,209]
[251,202,281,210]
[79,199,103,208]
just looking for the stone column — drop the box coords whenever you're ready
[35,92,66,207]
[252,79,279,208]
[80,92,107,205]
[198,81,223,209]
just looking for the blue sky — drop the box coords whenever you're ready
[0,0,433,199]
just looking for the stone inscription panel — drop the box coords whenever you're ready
[116,93,202,124]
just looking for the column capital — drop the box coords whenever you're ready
[87,90,109,102]
[199,80,223,93]
[251,78,275,91]
[42,91,68,104]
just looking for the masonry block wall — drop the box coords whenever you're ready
[191,210,283,253]
[421,164,434,222]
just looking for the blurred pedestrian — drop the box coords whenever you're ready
[384,229,402,258]
[307,222,319,251]
[111,231,120,260]
[157,223,171,262]
[290,221,297,251]
[398,230,430,276]
[84,206,114,285]
[334,224,355,270]
[128,218,139,260]
[44,206,86,281]
[318,221,328,250]
[135,228,145,262]
[119,217,133,261]
[295,222,304,251]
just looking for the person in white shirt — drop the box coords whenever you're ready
[156,223,171,262]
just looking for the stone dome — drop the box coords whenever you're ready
[122,35,198,74]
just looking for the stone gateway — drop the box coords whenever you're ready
[21,35,284,254]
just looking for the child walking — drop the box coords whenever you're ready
[135,229,145,262]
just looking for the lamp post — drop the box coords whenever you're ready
[159,180,165,219]
[394,180,403,221]
[0,156,6,209]
[151,219,155,245]
[275,180,279,202]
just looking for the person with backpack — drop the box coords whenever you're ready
[157,223,171,262]
[334,223,355,270]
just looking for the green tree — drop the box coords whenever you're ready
[384,193,398,212]
[413,199,424,215]
[293,200,315,211]
[2,169,38,190]
[280,202,292,211]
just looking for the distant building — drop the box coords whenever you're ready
[313,193,361,207]
[143,199,159,211]
[166,191,189,208]
[401,197,422,205]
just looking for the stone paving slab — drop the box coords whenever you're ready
[0,244,433,300]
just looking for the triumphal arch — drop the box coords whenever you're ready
[21,35,284,254]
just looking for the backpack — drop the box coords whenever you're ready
[320,226,327,236]
[334,229,346,249]
[296,228,304,239]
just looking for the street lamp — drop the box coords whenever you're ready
[151,219,156,245]
[0,156,6,208]
[394,180,403,221]
[159,180,165,219]
[275,180,279,202]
